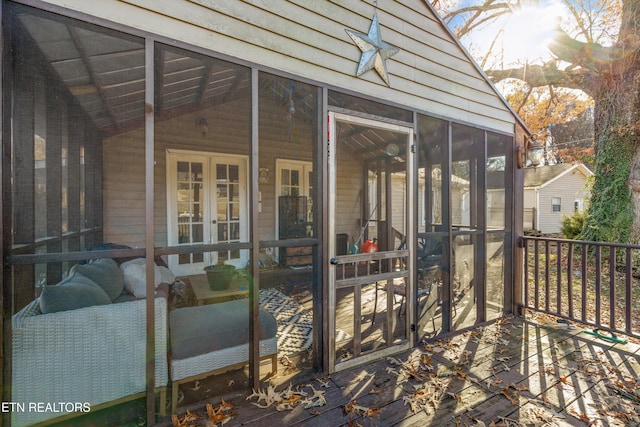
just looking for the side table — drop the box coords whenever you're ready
[187,274,249,305]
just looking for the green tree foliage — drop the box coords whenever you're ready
[581,127,634,242]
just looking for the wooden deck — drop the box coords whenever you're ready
[161,313,640,427]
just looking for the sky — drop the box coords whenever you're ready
[451,0,571,68]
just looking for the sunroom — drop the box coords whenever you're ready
[1,1,526,425]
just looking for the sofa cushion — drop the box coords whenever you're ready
[169,299,277,360]
[120,258,176,298]
[39,271,111,314]
[72,258,125,301]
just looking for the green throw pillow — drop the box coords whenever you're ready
[39,271,111,314]
[72,258,125,301]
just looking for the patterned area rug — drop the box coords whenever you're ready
[259,288,349,356]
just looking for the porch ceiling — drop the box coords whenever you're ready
[17,11,253,138]
[16,8,409,168]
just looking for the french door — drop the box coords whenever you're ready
[166,150,248,276]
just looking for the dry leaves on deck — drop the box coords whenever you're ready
[246,382,326,411]
[343,399,382,418]
[171,401,235,427]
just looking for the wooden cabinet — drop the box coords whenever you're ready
[279,196,312,267]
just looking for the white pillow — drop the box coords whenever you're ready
[120,258,175,298]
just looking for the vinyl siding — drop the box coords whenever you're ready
[103,97,322,248]
[38,0,517,133]
[537,171,590,234]
[523,169,591,234]
[523,188,537,231]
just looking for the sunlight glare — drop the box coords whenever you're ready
[500,3,564,64]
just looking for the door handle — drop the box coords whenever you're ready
[211,220,217,224]
[330,258,338,265]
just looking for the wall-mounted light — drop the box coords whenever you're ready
[385,143,399,157]
[197,118,209,137]
[518,134,544,168]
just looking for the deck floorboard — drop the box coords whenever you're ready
[159,315,640,426]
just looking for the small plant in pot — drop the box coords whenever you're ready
[204,260,235,291]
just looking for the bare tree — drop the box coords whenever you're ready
[433,0,639,242]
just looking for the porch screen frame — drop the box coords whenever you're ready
[327,111,416,373]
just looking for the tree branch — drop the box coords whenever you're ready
[548,26,613,71]
[485,62,588,92]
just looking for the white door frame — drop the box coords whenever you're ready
[166,149,249,276]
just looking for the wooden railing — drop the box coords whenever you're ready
[521,236,640,339]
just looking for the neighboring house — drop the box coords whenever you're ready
[524,163,593,234]
[1,1,531,425]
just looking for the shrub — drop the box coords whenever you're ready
[561,210,588,239]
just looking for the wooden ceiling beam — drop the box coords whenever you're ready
[68,26,120,133]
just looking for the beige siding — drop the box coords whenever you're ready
[103,97,319,248]
[522,168,591,234]
[40,0,516,133]
[102,129,146,247]
[523,188,537,231]
[335,145,365,243]
[537,171,590,234]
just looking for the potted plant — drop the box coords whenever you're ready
[204,260,235,291]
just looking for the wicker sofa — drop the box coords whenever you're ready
[11,258,169,427]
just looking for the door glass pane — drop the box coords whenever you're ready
[192,224,203,243]
[178,161,189,179]
[217,204,227,221]
[217,164,227,181]
[229,164,239,182]
[231,183,239,199]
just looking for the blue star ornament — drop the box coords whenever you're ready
[345,12,399,86]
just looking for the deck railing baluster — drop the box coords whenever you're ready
[557,241,562,315]
[524,239,529,310]
[595,245,601,327]
[626,248,632,334]
[353,283,361,357]
[582,243,587,323]
[545,240,550,312]
[609,246,616,330]
[533,240,540,310]
[567,242,573,318]
[521,236,640,341]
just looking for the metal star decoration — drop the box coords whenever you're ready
[345,12,400,86]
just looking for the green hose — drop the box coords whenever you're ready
[583,328,628,344]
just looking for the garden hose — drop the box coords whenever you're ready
[583,328,628,344]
